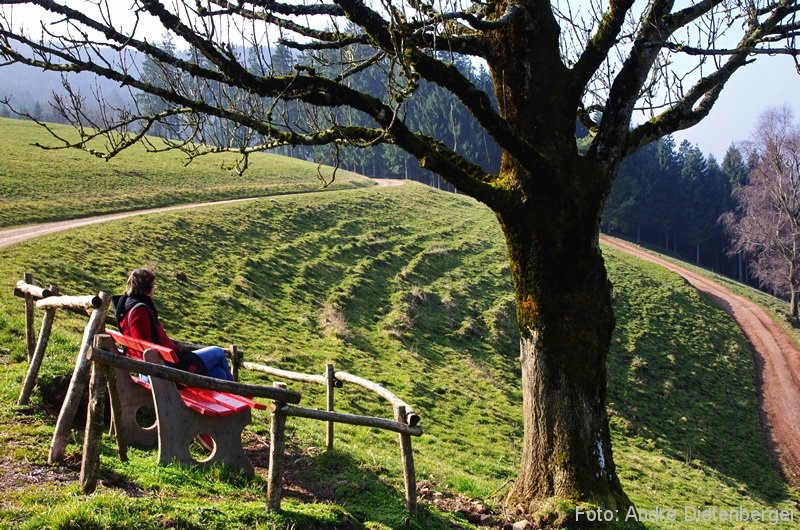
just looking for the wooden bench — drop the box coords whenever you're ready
[105,329,265,476]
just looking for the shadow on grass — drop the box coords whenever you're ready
[610,283,792,504]
[276,448,466,530]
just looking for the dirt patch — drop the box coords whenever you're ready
[417,480,509,528]
[242,433,510,527]
[0,454,79,494]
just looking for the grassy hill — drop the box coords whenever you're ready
[0,177,797,528]
[0,117,372,228]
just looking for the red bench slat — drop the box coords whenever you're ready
[106,329,178,363]
[105,329,262,417]
[131,375,243,416]
[182,386,266,412]
[182,386,247,413]
[178,391,237,416]
[131,375,151,389]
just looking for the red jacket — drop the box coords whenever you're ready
[119,304,179,351]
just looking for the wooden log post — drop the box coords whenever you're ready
[49,292,113,464]
[396,406,417,515]
[267,381,288,512]
[326,363,335,451]
[23,273,35,362]
[231,344,240,382]
[102,345,128,462]
[17,285,59,405]
[80,357,109,494]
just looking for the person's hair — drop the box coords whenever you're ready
[124,268,156,297]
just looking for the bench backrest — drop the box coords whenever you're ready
[105,329,179,364]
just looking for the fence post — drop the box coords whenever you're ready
[231,344,240,382]
[49,292,112,464]
[80,345,110,494]
[23,272,35,362]
[267,381,288,512]
[18,285,58,405]
[396,406,417,514]
[103,356,128,462]
[326,363,335,451]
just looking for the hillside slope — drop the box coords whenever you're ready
[604,236,800,489]
[0,182,796,529]
[0,117,372,228]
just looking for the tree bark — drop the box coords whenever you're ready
[481,12,632,510]
[499,197,631,515]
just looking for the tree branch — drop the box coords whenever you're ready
[408,51,545,172]
[570,0,636,96]
[625,0,799,154]
[588,0,676,165]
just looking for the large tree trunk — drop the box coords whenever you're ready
[499,195,631,518]
[481,9,632,517]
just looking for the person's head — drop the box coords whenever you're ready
[124,268,156,297]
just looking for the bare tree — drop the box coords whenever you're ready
[723,107,800,318]
[1,0,799,519]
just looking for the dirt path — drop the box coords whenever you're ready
[0,197,267,250]
[602,235,800,487]
[0,179,400,251]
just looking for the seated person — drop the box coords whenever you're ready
[115,267,234,381]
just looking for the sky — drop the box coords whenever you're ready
[672,55,800,160]
[3,1,799,161]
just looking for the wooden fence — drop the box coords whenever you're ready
[12,273,423,514]
[244,361,423,512]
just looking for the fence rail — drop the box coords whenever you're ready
[244,359,422,513]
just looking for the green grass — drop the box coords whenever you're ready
[0,173,797,527]
[618,240,800,354]
[0,117,373,228]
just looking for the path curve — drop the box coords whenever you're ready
[602,235,800,487]
[0,178,399,250]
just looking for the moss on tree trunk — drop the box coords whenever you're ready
[498,187,632,521]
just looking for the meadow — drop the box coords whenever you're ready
[0,119,797,529]
[0,117,371,228]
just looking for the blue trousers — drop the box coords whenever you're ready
[194,346,234,381]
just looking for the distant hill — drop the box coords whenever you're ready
[0,117,373,228]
